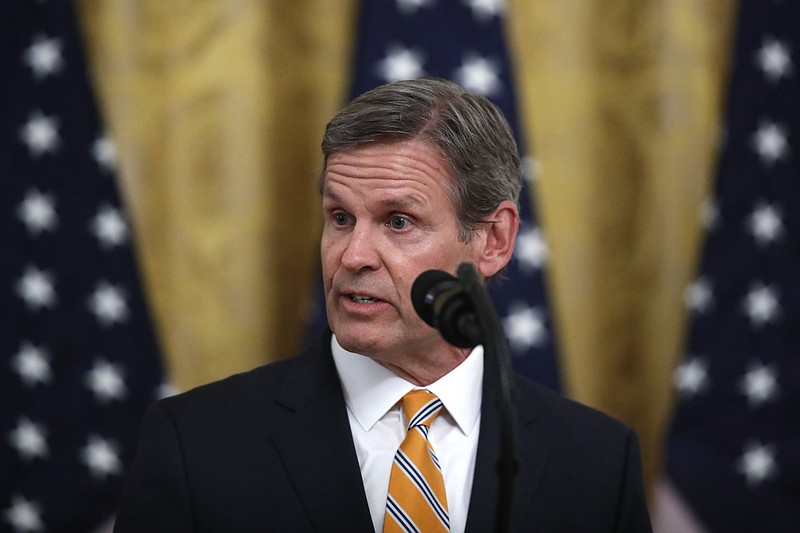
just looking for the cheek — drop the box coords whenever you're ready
[320,238,339,276]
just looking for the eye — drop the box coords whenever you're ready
[332,212,351,226]
[387,215,410,230]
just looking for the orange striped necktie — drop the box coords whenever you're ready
[384,389,449,532]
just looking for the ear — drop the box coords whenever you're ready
[474,200,519,278]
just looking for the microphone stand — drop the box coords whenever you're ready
[456,263,520,533]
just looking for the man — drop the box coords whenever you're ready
[114,77,651,532]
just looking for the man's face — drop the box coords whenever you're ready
[321,139,481,362]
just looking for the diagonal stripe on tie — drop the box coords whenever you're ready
[386,495,421,533]
[385,390,450,532]
[395,451,449,524]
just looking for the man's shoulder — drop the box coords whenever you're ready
[509,380,651,530]
[156,337,332,421]
[517,376,634,445]
[169,357,296,403]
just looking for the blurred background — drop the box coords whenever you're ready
[3,0,797,531]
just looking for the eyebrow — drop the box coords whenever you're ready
[321,187,341,202]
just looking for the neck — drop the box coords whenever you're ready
[375,345,471,386]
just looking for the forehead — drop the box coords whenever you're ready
[322,139,456,205]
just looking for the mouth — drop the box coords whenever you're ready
[348,293,382,304]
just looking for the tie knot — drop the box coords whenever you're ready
[401,389,443,430]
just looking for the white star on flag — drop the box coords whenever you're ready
[739,362,780,408]
[376,45,426,82]
[684,276,714,314]
[737,441,778,487]
[85,359,127,403]
[742,281,781,328]
[157,382,180,400]
[8,418,49,462]
[463,0,505,21]
[19,111,60,158]
[522,155,541,184]
[11,342,53,388]
[23,35,64,80]
[15,265,57,311]
[397,0,435,15]
[80,435,122,480]
[17,189,58,235]
[90,205,129,249]
[4,4,167,528]
[674,356,710,397]
[87,281,129,326]
[751,119,790,167]
[454,53,502,97]
[755,37,793,83]
[667,3,799,527]
[91,135,118,172]
[502,303,547,353]
[747,202,783,247]
[514,226,548,271]
[3,495,44,533]
[700,198,720,231]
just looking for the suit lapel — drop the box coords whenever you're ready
[269,335,552,532]
[270,336,374,532]
[465,373,550,533]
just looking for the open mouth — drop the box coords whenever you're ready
[349,294,379,304]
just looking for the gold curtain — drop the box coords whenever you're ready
[77,0,736,492]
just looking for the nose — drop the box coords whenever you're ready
[340,222,381,273]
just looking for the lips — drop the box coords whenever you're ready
[349,294,379,304]
[338,286,387,305]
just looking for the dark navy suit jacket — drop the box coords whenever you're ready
[114,332,652,532]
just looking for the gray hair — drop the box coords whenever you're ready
[320,77,522,242]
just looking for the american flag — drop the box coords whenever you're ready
[1,2,165,531]
[308,0,561,391]
[666,0,799,530]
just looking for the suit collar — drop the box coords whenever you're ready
[331,334,484,436]
[271,330,551,533]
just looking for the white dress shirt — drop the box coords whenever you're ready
[331,335,483,533]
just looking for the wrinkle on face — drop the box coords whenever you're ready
[320,140,481,383]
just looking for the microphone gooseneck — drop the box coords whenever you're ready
[411,263,520,533]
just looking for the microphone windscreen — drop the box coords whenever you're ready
[411,269,457,327]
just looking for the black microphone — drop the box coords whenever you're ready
[413,264,520,533]
[411,269,482,348]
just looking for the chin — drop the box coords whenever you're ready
[331,324,385,356]
[338,338,388,360]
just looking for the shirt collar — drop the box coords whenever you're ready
[331,335,483,436]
